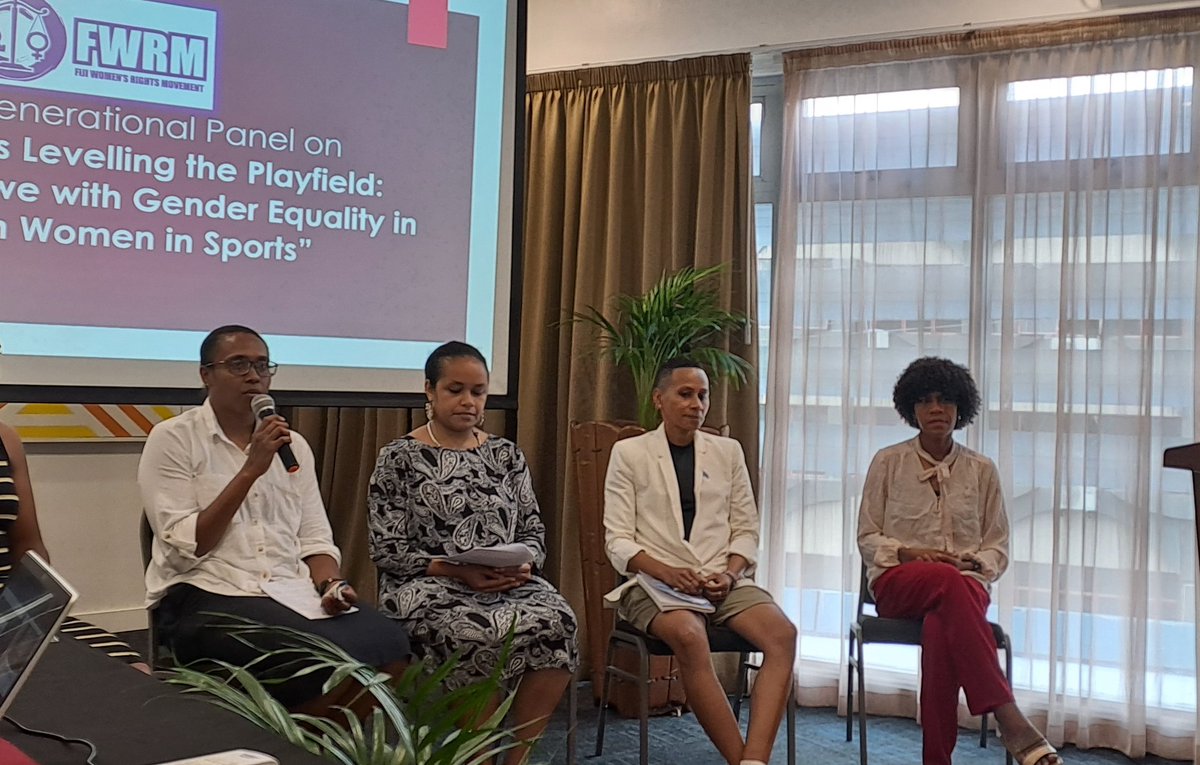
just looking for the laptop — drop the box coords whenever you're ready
[0,552,78,717]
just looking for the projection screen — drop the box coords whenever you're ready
[0,0,524,405]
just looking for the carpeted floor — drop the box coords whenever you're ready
[116,630,1187,765]
[531,682,1187,765]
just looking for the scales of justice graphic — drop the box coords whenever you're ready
[0,0,55,77]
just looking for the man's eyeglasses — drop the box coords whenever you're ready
[203,358,279,377]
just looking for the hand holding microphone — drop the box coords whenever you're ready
[250,394,300,474]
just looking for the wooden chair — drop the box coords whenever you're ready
[571,420,648,702]
[595,619,796,765]
[846,565,1013,765]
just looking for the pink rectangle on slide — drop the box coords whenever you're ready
[408,0,449,48]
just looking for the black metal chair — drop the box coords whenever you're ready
[846,565,1014,765]
[595,619,796,765]
[139,511,174,672]
[565,671,578,765]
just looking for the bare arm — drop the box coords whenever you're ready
[625,550,705,595]
[140,414,295,559]
[191,416,291,556]
[303,553,341,586]
[302,552,358,613]
[725,553,751,580]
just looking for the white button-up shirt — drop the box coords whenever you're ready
[857,437,1009,593]
[139,400,340,606]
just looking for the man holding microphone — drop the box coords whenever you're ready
[139,324,409,714]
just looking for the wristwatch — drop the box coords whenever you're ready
[318,577,346,595]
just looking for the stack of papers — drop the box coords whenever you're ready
[635,572,716,613]
[444,543,536,568]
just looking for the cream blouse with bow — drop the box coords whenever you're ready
[857,437,1010,594]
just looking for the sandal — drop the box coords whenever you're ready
[1013,740,1063,765]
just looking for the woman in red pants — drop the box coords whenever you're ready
[857,356,1062,765]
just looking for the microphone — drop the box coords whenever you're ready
[250,394,300,474]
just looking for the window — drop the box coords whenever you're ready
[802,87,961,171]
[753,75,782,448]
[1007,68,1193,161]
[763,43,1199,728]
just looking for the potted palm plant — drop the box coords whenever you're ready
[568,264,752,712]
[570,264,752,428]
[167,622,529,765]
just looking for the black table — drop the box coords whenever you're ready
[2,637,331,765]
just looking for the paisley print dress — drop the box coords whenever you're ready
[368,436,577,689]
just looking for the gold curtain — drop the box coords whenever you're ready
[520,53,758,659]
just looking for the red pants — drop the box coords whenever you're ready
[874,562,1014,765]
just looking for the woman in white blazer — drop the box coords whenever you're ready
[603,359,797,765]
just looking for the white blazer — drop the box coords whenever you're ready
[602,425,760,602]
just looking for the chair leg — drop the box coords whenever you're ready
[984,635,1017,761]
[846,632,856,742]
[786,682,797,765]
[857,637,868,765]
[594,638,618,757]
[147,610,160,672]
[732,651,751,722]
[638,642,650,765]
[566,672,578,765]
[1005,639,1014,765]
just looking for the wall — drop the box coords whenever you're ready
[526,0,1200,72]
[27,443,147,632]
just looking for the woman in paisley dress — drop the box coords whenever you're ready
[368,341,578,764]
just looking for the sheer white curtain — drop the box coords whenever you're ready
[762,30,1200,760]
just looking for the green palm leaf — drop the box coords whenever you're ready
[567,264,753,427]
[167,616,523,765]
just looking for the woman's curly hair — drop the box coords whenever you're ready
[892,356,981,430]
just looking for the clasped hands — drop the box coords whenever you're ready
[657,566,737,603]
[455,562,533,593]
[898,547,977,571]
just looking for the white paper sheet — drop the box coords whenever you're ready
[635,572,716,613]
[444,543,536,568]
[261,578,358,620]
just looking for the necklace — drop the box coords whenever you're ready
[426,420,481,449]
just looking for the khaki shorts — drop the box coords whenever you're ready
[618,582,777,635]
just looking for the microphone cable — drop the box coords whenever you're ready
[3,714,99,764]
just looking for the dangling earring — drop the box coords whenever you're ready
[477,411,487,430]
[424,401,433,421]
